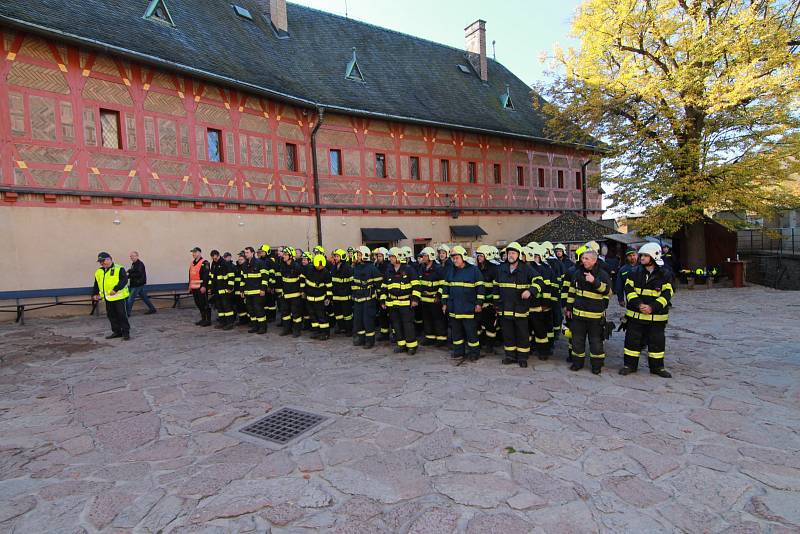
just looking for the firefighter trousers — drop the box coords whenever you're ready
[570,317,604,369]
[421,302,447,344]
[389,306,417,350]
[530,311,553,355]
[245,294,266,326]
[309,299,330,333]
[479,305,497,347]
[353,299,377,343]
[624,320,666,371]
[450,313,479,358]
[500,315,530,362]
[281,297,304,335]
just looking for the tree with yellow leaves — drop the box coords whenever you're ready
[537,0,800,267]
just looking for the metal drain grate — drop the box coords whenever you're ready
[239,407,327,445]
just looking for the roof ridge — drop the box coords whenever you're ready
[287,1,502,66]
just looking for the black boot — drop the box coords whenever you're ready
[363,337,375,349]
[248,324,260,333]
[222,322,235,331]
[619,366,637,376]
[518,359,528,368]
[353,336,364,346]
[258,324,267,335]
[502,356,516,365]
[393,346,406,354]
[591,361,603,375]
[279,328,292,336]
[651,368,672,378]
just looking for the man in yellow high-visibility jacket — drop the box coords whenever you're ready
[92,252,131,340]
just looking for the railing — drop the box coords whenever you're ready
[737,228,798,256]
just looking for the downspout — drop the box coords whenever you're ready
[580,159,592,218]
[310,106,325,246]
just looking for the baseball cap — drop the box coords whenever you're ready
[97,252,111,262]
[190,246,202,253]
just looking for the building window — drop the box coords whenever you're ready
[286,143,297,171]
[538,168,545,187]
[493,164,501,184]
[375,153,386,178]
[516,166,524,187]
[330,149,342,175]
[468,162,477,184]
[576,171,582,190]
[99,109,121,149]
[558,169,564,189]
[207,128,223,162]
[440,159,450,182]
[410,156,420,180]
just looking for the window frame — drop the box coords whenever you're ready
[375,152,386,178]
[538,167,545,188]
[440,159,450,183]
[410,156,420,180]
[206,128,223,162]
[285,142,297,171]
[99,108,122,150]
[576,170,582,190]
[468,161,477,184]
[329,148,342,176]
[557,169,565,189]
[516,166,524,187]
[493,163,502,184]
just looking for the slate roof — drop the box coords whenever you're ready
[0,1,598,148]
[516,211,614,244]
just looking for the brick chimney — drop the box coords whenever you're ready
[465,20,487,82]
[256,0,288,36]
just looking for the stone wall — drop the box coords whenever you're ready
[742,253,800,290]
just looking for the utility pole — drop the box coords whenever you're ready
[580,159,591,218]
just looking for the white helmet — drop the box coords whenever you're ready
[638,243,663,265]
[436,243,450,254]
[356,245,371,258]
[420,246,436,259]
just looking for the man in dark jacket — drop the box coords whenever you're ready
[476,245,499,354]
[92,252,131,340]
[208,249,235,330]
[615,248,639,305]
[126,251,156,316]
[240,246,268,334]
[352,246,382,349]
[189,247,211,327]
[442,246,485,361]
[414,247,447,347]
[496,242,540,368]
[381,248,418,354]
[564,248,612,374]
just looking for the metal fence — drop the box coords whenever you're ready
[737,228,799,256]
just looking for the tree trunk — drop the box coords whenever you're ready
[684,220,707,269]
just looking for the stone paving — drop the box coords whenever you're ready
[1,285,799,533]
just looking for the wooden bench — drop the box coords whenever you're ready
[0,283,191,325]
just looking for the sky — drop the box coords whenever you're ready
[290,0,584,86]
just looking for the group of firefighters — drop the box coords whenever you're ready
[94,238,674,377]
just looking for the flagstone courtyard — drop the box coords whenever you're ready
[1,285,799,533]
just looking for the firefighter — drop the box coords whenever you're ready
[277,246,305,337]
[240,246,268,334]
[380,247,418,354]
[351,246,382,349]
[300,251,314,330]
[373,247,391,341]
[542,241,565,342]
[527,244,554,359]
[233,251,249,325]
[188,247,212,327]
[304,253,333,340]
[442,245,484,361]
[331,248,353,335]
[259,244,278,322]
[208,249,235,330]
[496,242,540,368]
[615,247,639,306]
[555,243,574,270]
[436,244,454,278]
[476,245,499,354]
[561,246,585,361]
[620,243,674,378]
[414,247,447,347]
[564,247,611,374]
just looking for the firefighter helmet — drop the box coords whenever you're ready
[420,246,436,258]
[450,245,467,258]
[638,242,663,265]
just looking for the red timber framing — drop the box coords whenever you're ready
[0,29,603,215]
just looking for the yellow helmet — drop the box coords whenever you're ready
[575,245,588,258]
[313,254,327,269]
[521,246,534,261]
[541,241,553,253]
[527,241,539,250]
[505,241,522,254]
[586,240,600,252]
[373,247,388,257]
[420,246,436,258]
[333,248,346,258]
[476,245,493,258]
[260,243,270,253]
[436,243,450,254]
[302,251,314,261]
[450,245,467,258]
[387,247,401,259]
[401,246,413,258]
[554,243,567,252]
[284,246,297,258]
[313,245,325,255]
[356,245,371,258]
[532,243,547,259]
